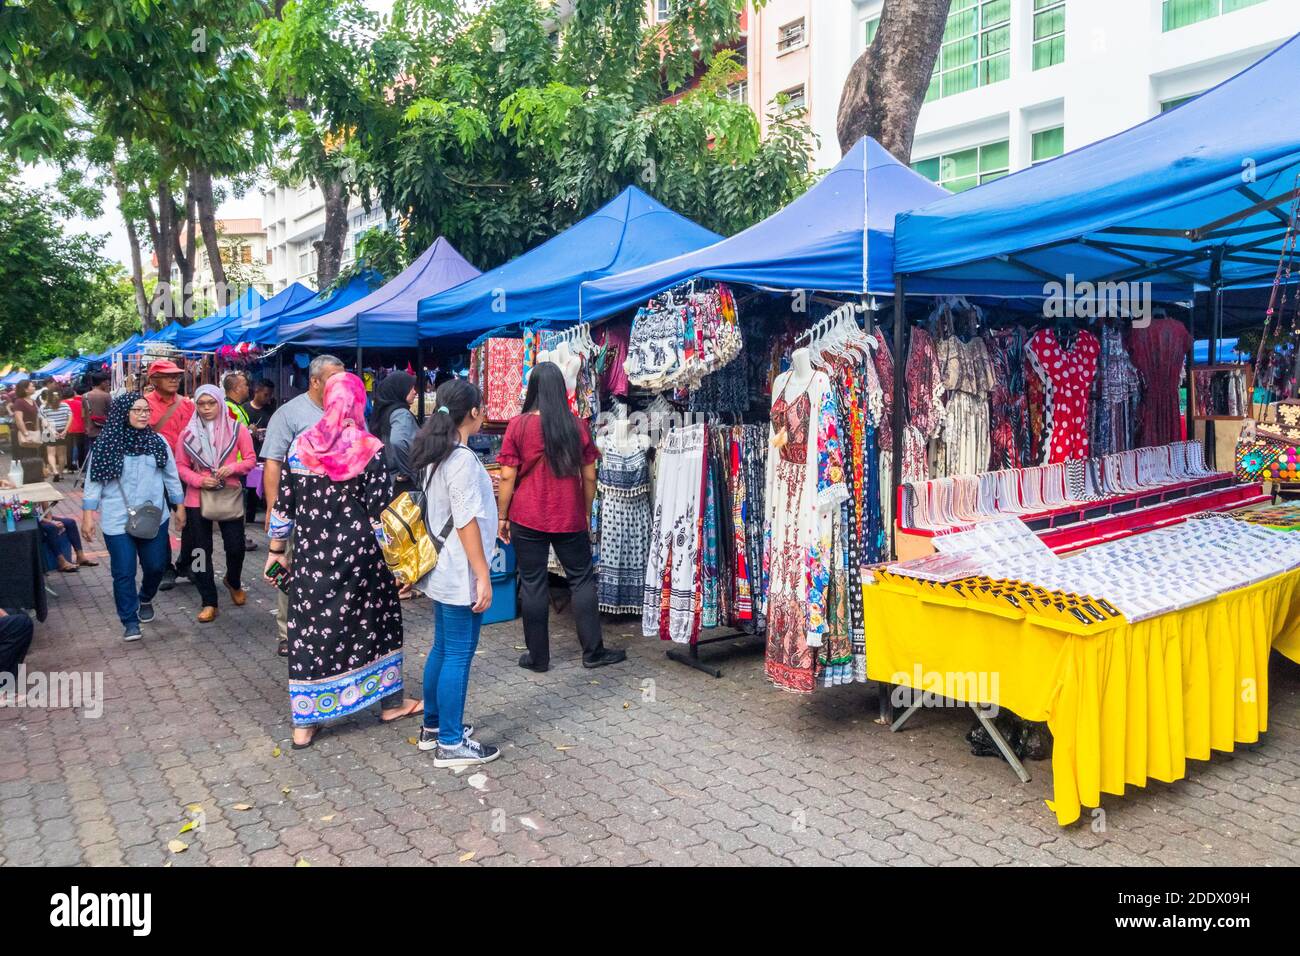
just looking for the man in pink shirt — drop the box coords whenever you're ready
[145,359,196,590]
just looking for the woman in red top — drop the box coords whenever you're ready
[497,362,625,672]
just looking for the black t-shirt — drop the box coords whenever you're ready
[242,400,276,455]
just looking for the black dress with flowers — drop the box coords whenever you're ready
[270,443,404,726]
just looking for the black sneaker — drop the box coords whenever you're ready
[158,569,177,592]
[433,737,500,768]
[417,724,474,752]
[582,648,627,669]
[518,652,549,673]
[137,600,155,624]
[123,624,142,643]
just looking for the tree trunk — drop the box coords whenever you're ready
[193,167,228,307]
[315,176,350,289]
[151,180,176,322]
[113,167,154,333]
[836,0,952,161]
[172,181,196,317]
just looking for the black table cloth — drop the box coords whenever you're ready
[0,518,47,621]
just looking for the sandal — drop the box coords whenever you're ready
[77,557,99,567]
[380,699,423,723]
[291,726,323,750]
[277,638,289,658]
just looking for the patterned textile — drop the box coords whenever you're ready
[1026,328,1101,464]
[1127,316,1192,447]
[1093,324,1143,456]
[905,327,945,440]
[764,371,847,694]
[483,338,525,422]
[596,447,651,613]
[642,424,706,643]
[296,373,383,482]
[987,326,1031,469]
[272,446,404,727]
[936,335,994,477]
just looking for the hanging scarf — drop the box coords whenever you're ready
[296,372,383,482]
[180,384,238,472]
[367,371,415,445]
[88,391,170,484]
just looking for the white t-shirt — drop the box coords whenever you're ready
[416,445,499,607]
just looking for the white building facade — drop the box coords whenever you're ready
[755,0,1300,184]
[261,183,391,292]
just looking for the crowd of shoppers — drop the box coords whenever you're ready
[5,352,626,770]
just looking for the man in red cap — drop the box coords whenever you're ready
[145,358,195,590]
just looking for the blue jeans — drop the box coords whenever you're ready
[40,517,79,570]
[103,520,170,629]
[424,601,483,745]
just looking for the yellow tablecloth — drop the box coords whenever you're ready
[865,569,1300,826]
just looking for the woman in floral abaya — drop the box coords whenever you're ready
[266,372,420,748]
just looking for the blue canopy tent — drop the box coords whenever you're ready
[175,287,267,351]
[281,238,481,348]
[0,370,28,386]
[417,187,720,342]
[893,33,1300,296]
[579,139,946,321]
[196,282,317,350]
[85,333,144,364]
[221,275,374,347]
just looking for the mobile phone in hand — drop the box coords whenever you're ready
[266,560,291,593]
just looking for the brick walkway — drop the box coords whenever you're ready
[3,491,1300,867]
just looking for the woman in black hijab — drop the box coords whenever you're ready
[368,372,420,493]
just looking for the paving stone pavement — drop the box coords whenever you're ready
[3,492,1300,867]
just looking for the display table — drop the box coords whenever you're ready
[0,517,48,621]
[864,569,1300,826]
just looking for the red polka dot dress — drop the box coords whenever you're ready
[1026,328,1101,464]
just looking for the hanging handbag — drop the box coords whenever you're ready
[116,482,164,540]
[200,480,245,522]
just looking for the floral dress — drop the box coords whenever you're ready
[763,370,848,694]
[1026,328,1101,464]
[270,443,405,727]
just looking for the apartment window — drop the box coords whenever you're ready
[266,248,273,265]
[1031,126,1065,163]
[725,79,748,104]
[240,246,253,265]
[778,84,806,114]
[1033,0,1065,70]
[655,0,671,23]
[777,18,806,54]
[1163,0,1264,31]
[926,0,1011,102]
[1161,92,1202,112]
[913,139,1010,193]
[865,17,880,46]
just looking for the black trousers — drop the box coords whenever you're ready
[0,609,34,676]
[186,507,246,607]
[172,513,198,578]
[510,522,604,667]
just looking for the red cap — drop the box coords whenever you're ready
[147,359,184,377]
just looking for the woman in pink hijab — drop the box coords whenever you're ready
[265,372,420,749]
[176,384,255,622]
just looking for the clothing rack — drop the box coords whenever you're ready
[665,630,764,678]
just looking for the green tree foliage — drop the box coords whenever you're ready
[362,0,814,269]
[0,161,136,366]
[328,225,410,293]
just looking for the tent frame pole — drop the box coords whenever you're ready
[417,343,426,422]
[880,274,907,727]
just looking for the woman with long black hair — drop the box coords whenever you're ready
[410,378,500,767]
[497,362,624,672]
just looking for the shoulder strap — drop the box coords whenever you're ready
[154,399,182,432]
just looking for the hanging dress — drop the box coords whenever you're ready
[1127,316,1192,447]
[763,370,848,694]
[596,443,651,614]
[936,335,995,476]
[1026,327,1101,464]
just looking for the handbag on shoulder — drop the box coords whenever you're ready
[200,481,245,522]
[116,482,164,540]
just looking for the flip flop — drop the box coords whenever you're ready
[78,558,99,567]
[291,725,325,750]
[380,699,423,723]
